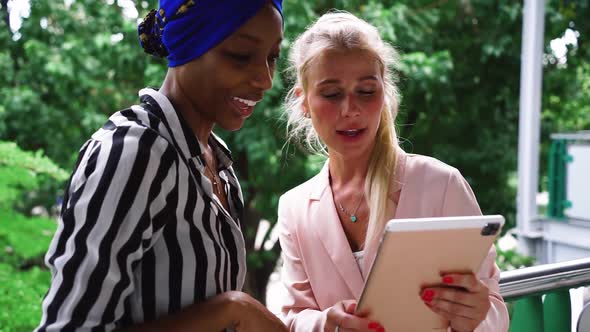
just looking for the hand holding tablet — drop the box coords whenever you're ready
[356,215,505,331]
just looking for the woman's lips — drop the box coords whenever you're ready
[230,96,259,117]
[336,128,366,137]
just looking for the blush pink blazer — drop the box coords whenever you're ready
[277,149,509,332]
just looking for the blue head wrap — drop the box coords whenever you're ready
[138,0,283,67]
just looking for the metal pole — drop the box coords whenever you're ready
[516,0,546,257]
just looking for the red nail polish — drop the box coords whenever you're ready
[422,289,434,298]
[377,328,385,332]
[368,322,380,329]
[443,276,454,284]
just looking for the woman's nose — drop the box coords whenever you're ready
[250,62,273,91]
[341,95,361,117]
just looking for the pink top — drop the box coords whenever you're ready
[277,149,509,332]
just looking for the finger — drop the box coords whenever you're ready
[423,287,480,308]
[276,321,289,332]
[339,314,382,331]
[349,302,371,318]
[343,300,357,314]
[427,295,480,320]
[427,304,478,332]
[440,273,482,292]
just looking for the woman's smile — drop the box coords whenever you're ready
[336,127,367,139]
[230,95,261,118]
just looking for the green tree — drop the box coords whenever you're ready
[0,141,66,331]
[0,0,152,167]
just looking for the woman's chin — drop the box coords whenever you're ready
[217,118,247,132]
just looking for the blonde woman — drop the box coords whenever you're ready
[277,12,509,332]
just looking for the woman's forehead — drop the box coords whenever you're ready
[227,4,283,45]
[307,50,382,82]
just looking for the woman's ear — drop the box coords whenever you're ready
[295,87,310,118]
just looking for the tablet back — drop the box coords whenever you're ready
[357,215,504,331]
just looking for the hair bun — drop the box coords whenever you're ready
[138,9,169,58]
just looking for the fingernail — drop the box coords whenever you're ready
[422,290,434,298]
[377,328,386,332]
[422,289,434,302]
[368,322,380,329]
[443,276,454,284]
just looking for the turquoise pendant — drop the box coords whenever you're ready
[351,215,357,223]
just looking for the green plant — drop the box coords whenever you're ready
[0,141,68,212]
[0,263,51,332]
[0,141,64,331]
[496,247,536,271]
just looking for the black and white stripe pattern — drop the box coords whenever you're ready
[36,88,246,332]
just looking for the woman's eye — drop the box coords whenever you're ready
[358,90,375,95]
[322,92,341,99]
[228,53,251,63]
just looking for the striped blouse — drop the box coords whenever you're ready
[36,88,247,332]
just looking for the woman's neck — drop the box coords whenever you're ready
[159,70,214,145]
[328,151,371,191]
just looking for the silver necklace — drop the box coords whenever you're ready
[337,193,364,223]
[205,162,221,194]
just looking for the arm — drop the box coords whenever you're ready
[277,196,329,332]
[36,129,178,332]
[118,291,286,332]
[438,169,509,332]
[277,197,376,332]
[471,248,509,332]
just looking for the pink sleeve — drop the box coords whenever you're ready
[277,196,328,332]
[443,169,509,332]
[473,247,510,332]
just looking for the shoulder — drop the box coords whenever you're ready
[278,171,324,213]
[401,153,463,190]
[404,153,460,178]
[280,173,320,202]
[402,153,480,215]
[89,105,177,161]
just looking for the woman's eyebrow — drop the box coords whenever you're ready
[358,75,379,82]
[233,33,283,46]
[317,79,340,87]
[234,33,262,44]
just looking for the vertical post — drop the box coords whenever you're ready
[510,296,544,332]
[543,289,572,331]
[516,0,546,257]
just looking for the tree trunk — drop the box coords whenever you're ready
[240,205,282,304]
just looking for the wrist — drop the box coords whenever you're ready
[219,291,246,327]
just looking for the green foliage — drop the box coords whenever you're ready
[0,211,55,332]
[0,141,61,330]
[0,141,68,207]
[0,209,56,267]
[0,264,51,332]
[496,247,536,272]
[0,0,158,167]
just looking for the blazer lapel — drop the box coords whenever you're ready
[310,162,365,299]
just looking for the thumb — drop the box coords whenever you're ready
[345,302,357,314]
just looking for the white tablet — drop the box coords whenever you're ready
[356,215,504,331]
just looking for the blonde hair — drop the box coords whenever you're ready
[284,11,401,248]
